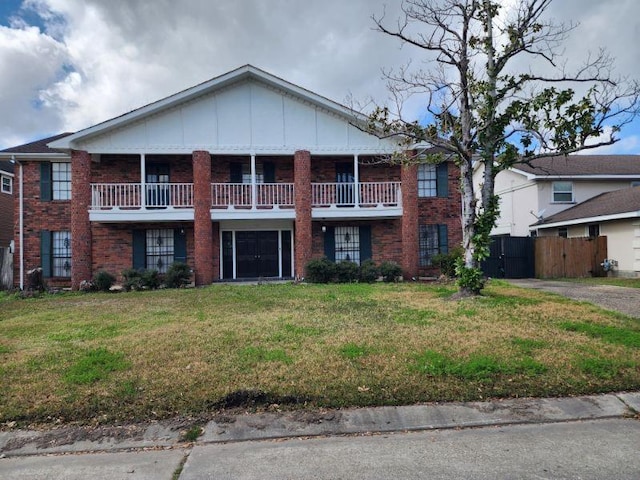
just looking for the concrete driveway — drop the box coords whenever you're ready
[507,279,640,318]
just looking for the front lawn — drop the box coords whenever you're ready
[1,281,639,426]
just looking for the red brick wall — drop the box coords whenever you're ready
[294,150,312,279]
[416,161,462,277]
[91,223,195,282]
[193,151,213,285]
[91,155,140,183]
[310,220,402,265]
[14,161,72,288]
[71,150,92,289]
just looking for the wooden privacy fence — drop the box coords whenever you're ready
[534,236,607,278]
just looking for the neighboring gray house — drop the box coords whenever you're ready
[474,155,640,237]
[535,186,640,277]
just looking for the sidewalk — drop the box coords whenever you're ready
[1,392,639,478]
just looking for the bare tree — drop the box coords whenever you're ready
[367,0,640,294]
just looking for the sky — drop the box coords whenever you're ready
[1,0,639,153]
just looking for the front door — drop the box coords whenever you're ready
[235,231,280,278]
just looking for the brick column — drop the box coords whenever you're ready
[401,163,419,280]
[294,150,312,280]
[193,151,213,285]
[71,150,92,290]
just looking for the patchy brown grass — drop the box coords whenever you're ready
[0,280,639,426]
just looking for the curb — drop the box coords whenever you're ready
[1,392,639,458]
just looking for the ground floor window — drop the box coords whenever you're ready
[334,226,360,264]
[41,230,71,278]
[419,224,448,267]
[145,229,174,273]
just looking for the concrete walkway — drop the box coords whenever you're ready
[508,278,640,318]
[1,392,639,478]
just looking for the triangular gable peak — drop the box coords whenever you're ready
[49,65,396,155]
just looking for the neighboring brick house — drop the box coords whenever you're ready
[0,65,461,289]
[0,160,14,248]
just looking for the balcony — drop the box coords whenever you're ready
[89,181,402,222]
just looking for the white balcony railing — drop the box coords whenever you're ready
[312,182,401,207]
[211,183,295,209]
[91,183,193,209]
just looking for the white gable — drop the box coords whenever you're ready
[70,78,395,155]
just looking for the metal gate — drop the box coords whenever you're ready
[481,236,535,279]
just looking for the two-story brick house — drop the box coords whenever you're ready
[1,66,461,289]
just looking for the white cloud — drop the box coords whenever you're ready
[1,0,639,151]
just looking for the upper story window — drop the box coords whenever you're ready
[552,181,573,203]
[418,162,448,198]
[52,163,71,200]
[230,161,275,184]
[1,174,12,194]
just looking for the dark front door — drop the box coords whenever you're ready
[336,163,355,206]
[235,231,279,278]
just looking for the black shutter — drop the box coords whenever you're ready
[174,229,187,264]
[438,224,449,254]
[436,162,448,198]
[359,226,372,262]
[263,161,276,183]
[132,230,146,269]
[40,230,52,277]
[324,226,335,261]
[230,163,243,183]
[40,163,52,201]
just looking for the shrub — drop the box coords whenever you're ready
[359,259,379,283]
[335,261,360,283]
[92,270,116,292]
[165,262,192,288]
[380,261,402,282]
[141,269,161,290]
[305,257,337,283]
[122,268,143,292]
[432,246,464,278]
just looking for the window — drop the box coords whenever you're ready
[334,226,360,264]
[52,163,71,200]
[145,229,174,273]
[1,174,11,194]
[418,162,448,198]
[558,227,568,238]
[52,231,72,277]
[419,224,448,266]
[552,181,573,203]
[41,230,71,278]
[230,162,275,184]
[588,224,600,238]
[418,164,436,197]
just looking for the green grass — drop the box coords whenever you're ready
[1,282,639,426]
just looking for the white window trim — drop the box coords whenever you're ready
[551,181,574,203]
[1,174,12,194]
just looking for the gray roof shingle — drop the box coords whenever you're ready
[0,132,74,154]
[537,186,640,225]
[514,155,640,176]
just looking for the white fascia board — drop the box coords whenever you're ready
[524,173,640,181]
[533,211,640,230]
[73,145,397,156]
[0,153,70,161]
[48,65,367,151]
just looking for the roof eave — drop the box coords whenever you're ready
[48,65,365,151]
[533,211,640,229]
